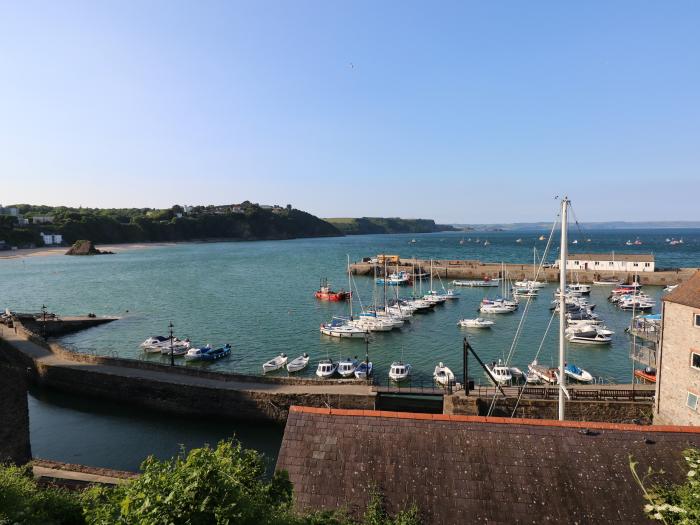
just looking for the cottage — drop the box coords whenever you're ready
[31,215,54,224]
[655,270,700,426]
[556,252,655,272]
[40,233,63,245]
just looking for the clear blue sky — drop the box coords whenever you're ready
[1,1,698,223]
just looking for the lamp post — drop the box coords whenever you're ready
[364,332,370,382]
[168,321,174,366]
[41,304,47,338]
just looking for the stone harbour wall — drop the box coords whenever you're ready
[0,364,32,464]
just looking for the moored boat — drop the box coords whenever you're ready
[388,361,411,382]
[354,361,373,379]
[458,317,494,328]
[314,278,350,301]
[564,363,593,383]
[316,358,338,378]
[433,362,454,387]
[262,353,288,373]
[287,353,310,373]
[337,357,359,378]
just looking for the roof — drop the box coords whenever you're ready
[567,253,655,262]
[277,407,700,524]
[664,270,700,309]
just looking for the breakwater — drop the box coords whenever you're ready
[350,258,697,286]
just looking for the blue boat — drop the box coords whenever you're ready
[185,344,231,361]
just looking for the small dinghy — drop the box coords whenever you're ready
[433,362,455,387]
[286,353,310,373]
[354,361,373,379]
[263,353,288,373]
[389,361,412,382]
[564,363,593,383]
[316,358,338,378]
[199,344,232,361]
[458,317,494,328]
[337,357,359,378]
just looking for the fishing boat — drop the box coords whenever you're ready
[316,358,338,378]
[433,362,454,387]
[376,271,410,286]
[314,278,350,301]
[634,367,657,383]
[485,360,512,385]
[563,363,593,383]
[458,317,494,328]
[262,353,288,373]
[286,353,310,373]
[388,361,411,382]
[354,361,373,379]
[337,357,359,378]
[184,344,212,360]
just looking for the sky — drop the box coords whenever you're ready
[0,1,698,223]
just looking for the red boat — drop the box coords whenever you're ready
[634,367,657,383]
[314,278,350,302]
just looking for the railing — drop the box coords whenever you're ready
[373,377,463,395]
[469,384,654,401]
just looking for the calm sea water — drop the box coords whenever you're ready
[2,229,699,470]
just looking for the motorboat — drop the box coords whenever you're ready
[184,344,213,360]
[316,358,338,378]
[634,367,657,383]
[287,353,310,373]
[663,284,679,293]
[452,279,498,287]
[512,287,539,298]
[444,289,459,300]
[593,277,620,286]
[514,280,545,289]
[566,331,612,345]
[564,363,593,383]
[433,362,455,387]
[528,360,557,384]
[538,235,546,241]
[141,336,169,348]
[320,317,367,338]
[159,338,192,356]
[262,353,288,373]
[388,361,412,382]
[567,284,591,295]
[197,344,231,361]
[376,271,410,286]
[486,360,512,385]
[458,317,494,328]
[337,357,359,378]
[479,299,517,314]
[354,361,373,379]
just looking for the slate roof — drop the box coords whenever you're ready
[664,270,700,309]
[568,253,655,262]
[277,407,700,524]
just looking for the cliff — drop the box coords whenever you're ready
[324,217,456,235]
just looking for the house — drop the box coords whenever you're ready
[31,215,54,224]
[556,253,655,272]
[0,206,19,216]
[40,233,63,245]
[655,270,700,426]
[277,407,700,524]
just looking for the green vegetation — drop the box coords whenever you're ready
[324,217,455,235]
[0,440,420,525]
[0,203,341,247]
[631,447,700,523]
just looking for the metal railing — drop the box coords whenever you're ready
[470,384,654,401]
[373,377,463,395]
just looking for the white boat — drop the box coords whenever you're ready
[485,360,512,385]
[354,361,373,379]
[388,361,411,382]
[458,317,494,328]
[433,362,454,387]
[337,357,359,378]
[286,353,310,373]
[141,336,169,348]
[565,331,612,345]
[262,353,288,373]
[444,289,459,300]
[479,299,517,314]
[184,344,212,360]
[316,358,338,378]
[514,280,545,289]
[663,284,679,293]
[564,363,593,383]
[567,283,591,295]
[593,277,620,286]
[527,360,557,384]
[452,279,498,287]
[159,338,192,355]
[320,317,368,338]
[512,287,539,298]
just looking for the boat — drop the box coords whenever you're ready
[538,235,546,241]
[634,367,657,383]
[262,353,288,373]
[337,357,359,378]
[527,360,557,384]
[433,362,455,387]
[567,283,591,295]
[515,238,522,243]
[458,317,494,328]
[321,317,368,338]
[354,361,373,379]
[141,336,169,348]
[159,338,192,355]
[485,360,512,385]
[184,344,213,360]
[512,287,539,298]
[388,361,411,382]
[452,279,498,287]
[572,239,578,244]
[376,271,410,286]
[565,331,612,345]
[564,363,593,383]
[314,278,350,301]
[286,353,310,373]
[483,240,490,246]
[592,277,620,286]
[316,358,338,378]
[663,284,679,293]
[410,239,416,244]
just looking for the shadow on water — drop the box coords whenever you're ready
[27,385,284,475]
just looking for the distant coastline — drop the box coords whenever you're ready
[452,221,700,231]
[324,217,456,235]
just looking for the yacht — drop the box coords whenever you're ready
[320,317,368,338]
[458,317,494,328]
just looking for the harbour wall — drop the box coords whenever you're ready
[0,363,32,464]
[351,259,697,286]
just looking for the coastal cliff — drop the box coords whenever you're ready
[324,217,456,235]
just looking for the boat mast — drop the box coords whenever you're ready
[558,197,569,421]
[347,254,353,319]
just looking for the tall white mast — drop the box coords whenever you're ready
[558,197,569,421]
[347,254,353,319]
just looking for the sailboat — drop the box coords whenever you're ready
[320,255,367,339]
[423,259,447,304]
[514,248,546,289]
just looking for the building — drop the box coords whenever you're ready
[277,407,700,524]
[40,233,63,245]
[655,271,700,426]
[556,252,655,272]
[31,215,54,224]
[0,206,19,216]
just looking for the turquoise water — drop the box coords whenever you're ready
[2,229,699,385]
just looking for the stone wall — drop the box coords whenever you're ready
[655,301,700,426]
[0,364,32,464]
[449,393,654,424]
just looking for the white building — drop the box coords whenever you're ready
[0,206,19,216]
[32,215,54,224]
[556,253,655,273]
[40,233,63,245]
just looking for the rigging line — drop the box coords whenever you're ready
[510,309,558,418]
[532,215,559,283]
[569,203,586,240]
[349,272,365,314]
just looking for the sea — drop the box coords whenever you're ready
[2,228,698,471]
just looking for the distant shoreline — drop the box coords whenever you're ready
[0,242,179,260]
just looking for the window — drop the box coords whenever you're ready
[693,353,700,370]
[609,262,614,266]
[645,263,650,267]
[633,263,639,267]
[594,261,599,266]
[695,314,700,327]
[687,392,698,411]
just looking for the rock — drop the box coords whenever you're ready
[65,240,113,256]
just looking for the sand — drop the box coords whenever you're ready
[0,242,177,260]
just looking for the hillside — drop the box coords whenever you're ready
[324,217,457,235]
[0,202,341,248]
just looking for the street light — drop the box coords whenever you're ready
[168,321,174,366]
[41,304,47,338]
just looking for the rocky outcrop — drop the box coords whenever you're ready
[65,240,113,256]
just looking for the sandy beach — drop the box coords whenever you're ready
[0,242,178,260]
